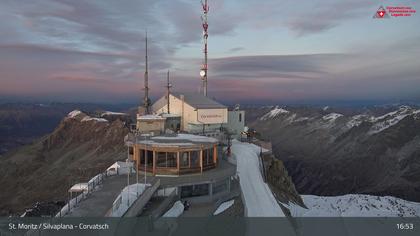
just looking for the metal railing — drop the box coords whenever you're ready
[55,170,112,217]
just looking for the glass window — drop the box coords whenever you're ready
[180,152,189,167]
[203,149,210,165]
[146,150,153,166]
[140,149,145,165]
[190,151,200,167]
[209,147,214,164]
[139,149,153,168]
[180,184,209,198]
[156,152,177,168]
[239,113,242,122]
[203,148,214,165]
[157,152,167,167]
[167,152,177,168]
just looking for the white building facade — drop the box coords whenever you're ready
[152,93,245,139]
[152,93,228,135]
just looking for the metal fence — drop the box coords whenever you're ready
[55,170,111,217]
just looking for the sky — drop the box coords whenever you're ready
[0,0,419,105]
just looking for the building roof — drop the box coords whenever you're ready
[137,114,166,120]
[172,92,226,109]
[126,133,218,148]
[152,93,227,111]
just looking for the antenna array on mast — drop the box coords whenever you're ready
[166,70,172,114]
[200,0,209,96]
[143,31,151,114]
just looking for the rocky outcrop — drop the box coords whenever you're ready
[266,156,304,207]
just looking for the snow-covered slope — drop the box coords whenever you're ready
[260,106,289,120]
[258,105,420,135]
[101,111,128,116]
[67,110,109,123]
[368,106,414,134]
[285,194,420,217]
[322,113,343,122]
[68,110,82,118]
[231,140,284,217]
[81,116,108,123]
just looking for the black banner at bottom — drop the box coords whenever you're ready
[0,217,419,236]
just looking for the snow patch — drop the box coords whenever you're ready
[260,106,289,120]
[81,116,108,123]
[322,113,343,122]
[346,114,373,129]
[285,113,297,123]
[137,114,166,120]
[101,111,128,116]
[213,200,235,215]
[369,114,408,134]
[162,201,184,217]
[374,106,410,121]
[293,117,310,123]
[368,106,413,134]
[286,194,420,217]
[68,110,82,118]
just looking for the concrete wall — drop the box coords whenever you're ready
[151,188,179,219]
[223,110,245,139]
[176,176,238,204]
[137,119,166,134]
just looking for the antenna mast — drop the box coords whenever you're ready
[200,0,209,96]
[166,70,172,113]
[143,31,151,114]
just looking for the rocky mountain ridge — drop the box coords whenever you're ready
[248,105,420,202]
[0,110,129,215]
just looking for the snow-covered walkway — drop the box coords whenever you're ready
[231,140,284,217]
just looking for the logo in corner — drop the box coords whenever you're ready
[373,6,389,18]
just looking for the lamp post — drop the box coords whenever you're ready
[141,133,151,186]
[126,156,130,207]
[145,135,147,186]
[135,132,139,197]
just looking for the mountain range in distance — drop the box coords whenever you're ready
[246,104,420,202]
[1,102,419,216]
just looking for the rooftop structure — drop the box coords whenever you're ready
[136,114,166,135]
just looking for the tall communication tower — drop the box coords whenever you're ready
[166,70,172,113]
[143,32,151,114]
[200,0,209,96]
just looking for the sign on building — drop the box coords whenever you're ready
[197,109,227,124]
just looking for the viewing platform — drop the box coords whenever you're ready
[125,133,220,176]
[61,158,236,217]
